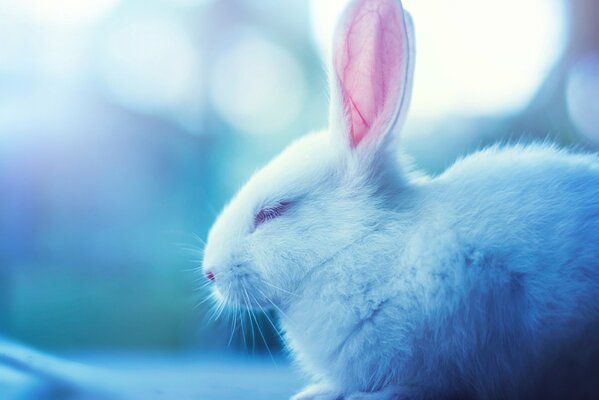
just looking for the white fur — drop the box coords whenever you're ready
[202,1,599,398]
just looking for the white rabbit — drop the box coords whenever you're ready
[202,0,599,398]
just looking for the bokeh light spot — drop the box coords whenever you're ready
[309,0,349,57]
[4,0,121,27]
[156,0,218,8]
[210,29,307,136]
[97,13,203,117]
[567,53,599,145]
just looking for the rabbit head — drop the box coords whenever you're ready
[202,0,415,310]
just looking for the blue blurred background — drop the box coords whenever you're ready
[0,0,598,357]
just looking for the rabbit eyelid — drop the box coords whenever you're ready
[254,201,292,228]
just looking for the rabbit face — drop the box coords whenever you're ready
[202,132,387,309]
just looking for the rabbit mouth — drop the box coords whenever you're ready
[208,268,272,310]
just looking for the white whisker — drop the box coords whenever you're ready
[257,288,291,321]
[253,295,286,346]
[227,301,239,347]
[244,288,277,367]
[242,288,256,354]
[239,305,247,350]
[261,281,300,297]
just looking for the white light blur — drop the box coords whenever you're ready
[242,0,307,37]
[310,0,565,117]
[309,0,350,57]
[36,33,88,82]
[2,0,120,27]
[209,29,307,136]
[96,14,203,119]
[155,0,218,8]
[567,54,599,145]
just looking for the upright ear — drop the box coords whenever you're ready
[330,0,414,155]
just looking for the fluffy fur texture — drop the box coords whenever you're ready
[202,0,599,398]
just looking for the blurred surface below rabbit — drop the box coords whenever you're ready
[202,0,599,398]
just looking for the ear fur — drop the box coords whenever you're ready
[330,0,415,160]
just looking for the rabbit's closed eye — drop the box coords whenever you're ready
[254,201,291,228]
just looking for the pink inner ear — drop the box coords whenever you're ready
[334,0,408,148]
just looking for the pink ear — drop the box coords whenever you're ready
[334,0,410,148]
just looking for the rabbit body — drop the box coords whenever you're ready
[282,142,599,399]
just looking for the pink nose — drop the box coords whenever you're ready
[205,271,215,282]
